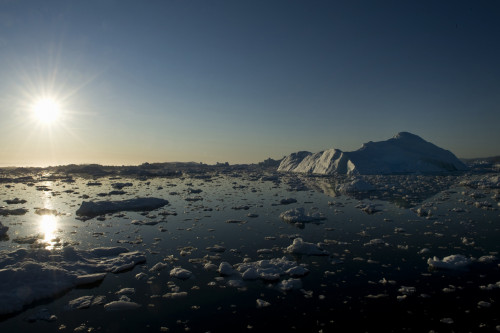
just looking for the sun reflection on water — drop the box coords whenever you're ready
[39,215,59,249]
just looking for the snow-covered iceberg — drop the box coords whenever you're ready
[0,246,146,315]
[278,132,467,175]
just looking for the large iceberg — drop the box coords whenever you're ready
[278,132,467,175]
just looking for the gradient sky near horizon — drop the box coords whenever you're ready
[1,0,499,166]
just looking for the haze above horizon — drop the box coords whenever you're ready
[1,1,499,167]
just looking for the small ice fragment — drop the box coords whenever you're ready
[116,288,135,295]
[149,262,168,272]
[162,292,188,298]
[241,268,259,280]
[477,301,491,308]
[398,286,416,295]
[285,266,309,277]
[285,238,328,256]
[203,263,218,271]
[169,267,193,280]
[256,299,271,308]
[440,318,454,324]
[75,273,107,286]
[364,239,386,246]
[67,296,94,310]
[104,300,141,311]
[218,262,236,276]
[277,278,302,291]
[206,245,226,253]
[227,279,245,288]
[280,198,297,205]
[427,255,473,270]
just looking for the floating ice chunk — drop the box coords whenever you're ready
[356,203,381,215]
[280,198,297,205]
[67,295,104,310]
[256,299,271,308]
[75,273,107,286]
[170,267,193,280]
[285,238,328,256]
[398,286,416,295]
[0,246,145,315]
[206,245,226,253]
[227,279,245,288]
[365,294,389,299]
[104,300,141,311]
[0,208,28,216]
[478,301,491,308]
[363,239,386,246]
[225,219,246,224]
[203,263,218,271]
[0,222,8,237]
[285,266,309,277]
[4,198,27,205]
[440,318,454,324]
[241,267,259,280]
[478,255,497,263]
[149,262,168,272]
[418,248,431,255]
[116,288,135,295]
[76,198,169,217]
[279,208,325,223]
[131,220,159,226]
[162,291,187,298]
[277,278,302,291]
[218,262,236,276]
[427,254,473,270]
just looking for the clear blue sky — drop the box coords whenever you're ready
[0,0,499,166]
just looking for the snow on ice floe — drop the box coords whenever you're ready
[427,254,473,270]
[104,299,141,311]
[76,198,169,217]
[285,238,328,256]
[0,246,146,315]
[279,207,325,223]
[67,295,106,310]
[170,267,193,280]
[278,132,467,175]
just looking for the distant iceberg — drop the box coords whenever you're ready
[278,132,467,175]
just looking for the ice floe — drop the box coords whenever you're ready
[427,254,473,270]
[76,198,169,217]
[170,267,193,280]
[285,238,328,256]
[0,246,145,315]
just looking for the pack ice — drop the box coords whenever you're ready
[0,246,146,315]
[278,132,467,175]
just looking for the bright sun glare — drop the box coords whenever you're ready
[32,98,61,124]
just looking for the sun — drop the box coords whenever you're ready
[32,98,61,124]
